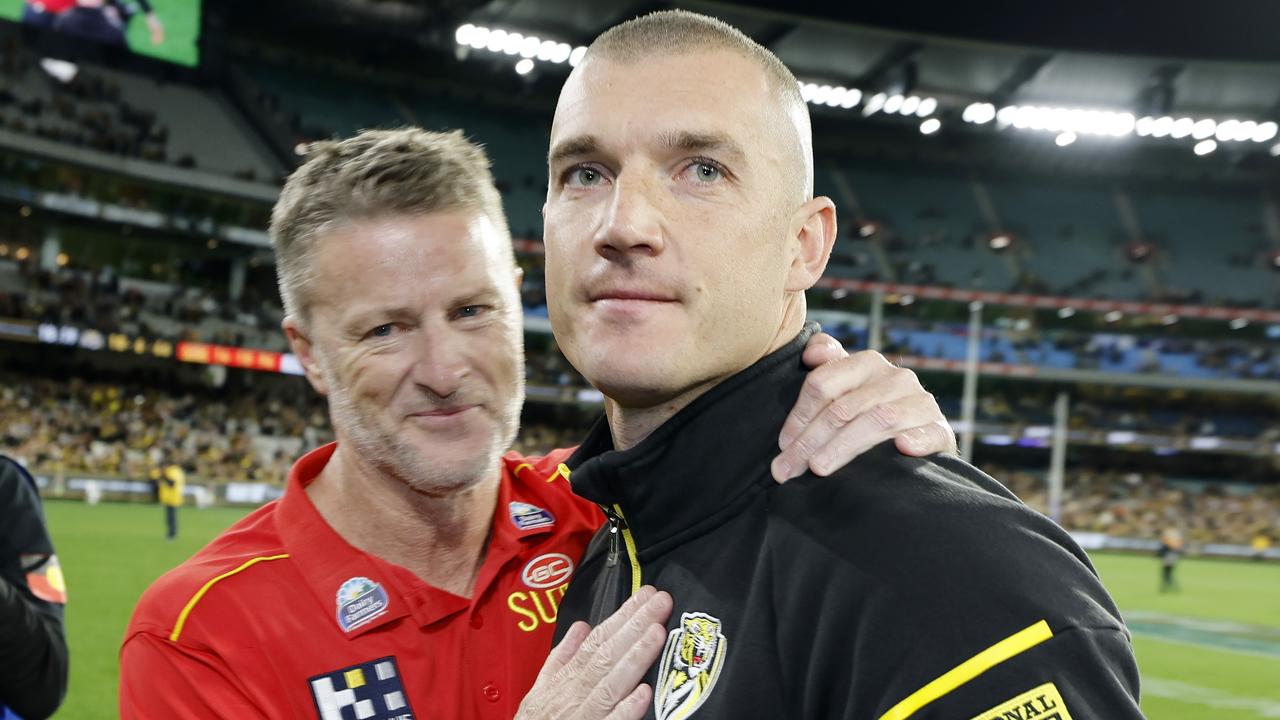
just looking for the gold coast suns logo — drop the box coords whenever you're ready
[655,611,727,720]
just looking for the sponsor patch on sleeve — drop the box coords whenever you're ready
[309,656,415,720]
[508,501,555,531]
[21,553,66,605]
[968,682,1072,720]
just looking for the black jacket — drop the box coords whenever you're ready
[0,457,68,720]
[556,326,1142,719]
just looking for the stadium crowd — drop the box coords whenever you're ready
[1,367,1275,547]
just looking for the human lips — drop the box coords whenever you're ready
[407,405,480,421]
[588,288,679,303]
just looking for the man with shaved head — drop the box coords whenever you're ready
[543,10,1143,720]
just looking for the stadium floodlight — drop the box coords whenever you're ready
[1058,307,1075,319]
[515,58,534,75]
[1229,317,1249,330]
[901,96,921,116]
[1270,142,1280,157]
[486,29,507,53]
[917,97,938,117]
[814,85,832,105]
[863,93,887,116]
[839,88,863,109]
[455,24,475,46]
[1104,310,1123,323]
[55,252,69,267]
[1171,117,1194,138]
[1055,131,1076,147]
[1215,119,1239,142]
[502,33,523,55]
[1253,121,1278,143]
[996,105,1016,125]
[551,43,572,64]
[884,94,904,114]
[919,118,941,135]
[1194,139,1217,155]
[1235,120,1258,142]
[826,86,848,108]
[569,46,587,67]
[537,39,557,61]
[1151,116,1173,138]
[799,83,817,103]
[14,247,29,261]
[900,294,916,306]
[1135,116,1155,136]
[468,26,491,50]
[963,102,996,124]
[519,35,541,59]
[1191,118,1216,140]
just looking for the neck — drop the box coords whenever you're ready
[307,443,500,598]
[604,298,808,451]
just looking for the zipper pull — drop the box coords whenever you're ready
[601,505,625,567]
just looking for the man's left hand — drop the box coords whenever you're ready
[772,332,957,482]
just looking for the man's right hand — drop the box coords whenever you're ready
[516,586,673,720]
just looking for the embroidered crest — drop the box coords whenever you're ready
[655,612,728,720]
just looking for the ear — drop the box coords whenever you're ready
[785,195,837,292]
[282,315,330,396]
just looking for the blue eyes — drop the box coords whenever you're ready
[563,160,727,187]
[369,324,394,338]
[689,162,721,183]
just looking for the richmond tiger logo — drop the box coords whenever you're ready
[654,612,728,720]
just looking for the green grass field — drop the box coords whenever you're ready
[39,500,1280,718]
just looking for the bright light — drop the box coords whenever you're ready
[55,252,69,267]
[14,247,29,261]
[901,96,921,115]
[1161,314,1179,325]
[455,24,475,45]
[1215,119,1239,142]
[800,83,817,102]
[1191,118,1216,140]
[468,26,490,49]
[569,46,587,66]
[814,85,832,105]
[1194,139,1217,156]
[864,93,887,116]
[840,88,863,109]
[996,105,1017,125]
[1055,131,1077,147]
[501,32,523,55]
[1171,117,1194,138]
[550,43,572,64]
[519,35,541,58]
[537,39,557,61]
[1253,121,1278,143]
[989,234,1012,249]
[1270,142,1280,157]
[1152,116,1173,138]
[1058,307,1075,319]
[884,94,904,114]
[1236,120,1258,142]
[900,294,916,306]
[917,97,937,117]
[1229,317,1249,330]
[486,29,507,53]
[515,58,534,75]
[964,103,995,124]
[919,118,941,135]
[1104,310,1123,323]
[1135,116,1155,136]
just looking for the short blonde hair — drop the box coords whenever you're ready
[270,128,510,320]
[585,10,813,198]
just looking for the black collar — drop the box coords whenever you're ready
[566,323,818,553]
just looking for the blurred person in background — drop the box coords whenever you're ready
[1159,527,1184,592]
[0,456,68,720]
[156,461,184,541]
[119,128,957,719]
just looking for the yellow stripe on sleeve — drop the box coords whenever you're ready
[878,620,1054,720]
[169,554,290,642]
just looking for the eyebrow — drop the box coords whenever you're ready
[548,134,600,167]
[657,131,747,165]
[547,131,748,168]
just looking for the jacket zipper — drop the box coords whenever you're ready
[601,503,642,596]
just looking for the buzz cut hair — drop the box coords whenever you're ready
[269,127,511,322]
[584,9,813,197]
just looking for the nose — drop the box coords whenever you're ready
[409,327,467,400]
[593,173,664,261]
